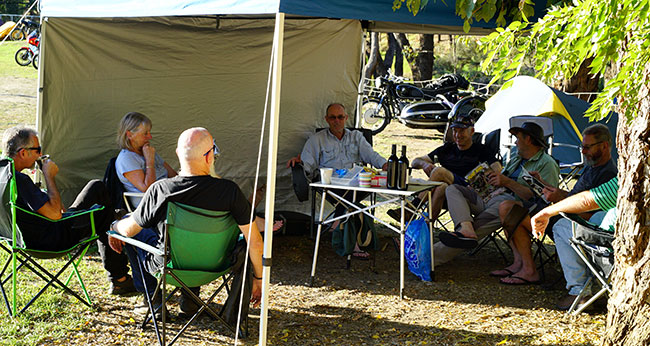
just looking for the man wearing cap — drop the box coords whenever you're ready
[387,114,501,223]
[493,124,616,289]
[436,121,559,252]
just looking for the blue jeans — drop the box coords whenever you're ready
[123,228,159,296]
[552,212,605,296]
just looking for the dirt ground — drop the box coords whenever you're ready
[0,75,606,345]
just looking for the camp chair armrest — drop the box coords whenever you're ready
[13,204,105,222]
[107,230,164,257]
[559,212,609,233]
[553,143,580,150]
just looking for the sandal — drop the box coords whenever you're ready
[352,250,370,260]
[438,231,478,249]
[489,268,515,278]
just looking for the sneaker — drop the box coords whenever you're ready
[109,275,137,296]
[387,208,415,223]
[134,291,165,317]
[179,287,201,317]
[556,294,591,311]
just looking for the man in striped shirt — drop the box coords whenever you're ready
[531,177,618,310]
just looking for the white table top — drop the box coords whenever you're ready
[309,181,442,196]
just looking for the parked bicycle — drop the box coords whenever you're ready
[360,73,472,134]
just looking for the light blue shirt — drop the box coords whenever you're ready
[300,128,386,175]
[115,149,168,193]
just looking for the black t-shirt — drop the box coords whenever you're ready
[133,175,254,239]
[428,142,498,177]
[569,159,617,196]
[14,172,74,249]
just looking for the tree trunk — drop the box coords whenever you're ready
[414,34,434,80]
[394,34,433,81]
[553,58,600,102]
[383,33,404,76]
[363,32,386,79]
[602,61,650,345]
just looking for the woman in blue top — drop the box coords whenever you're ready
[116,112,177,206]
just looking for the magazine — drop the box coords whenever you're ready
[464,162,507,203]
[520,166,549,204]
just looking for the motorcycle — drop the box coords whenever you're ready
[360,73,471,134]
[15,29,40,68]
[8,18,40,41]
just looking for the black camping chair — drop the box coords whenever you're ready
[0,158,103,316]
[103,156,144,213]
[290,128,374,238]
[559,212,615,314]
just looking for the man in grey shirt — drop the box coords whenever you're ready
[287,103,387,174]
[287,103,387,258]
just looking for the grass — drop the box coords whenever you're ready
[0,40,37,134]
[0,40,38,79]
[0,249,105,345]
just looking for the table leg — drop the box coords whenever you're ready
[309,190,328,287]
[310,187,317,239]
[428,189,435,281]
[400,197,405,299]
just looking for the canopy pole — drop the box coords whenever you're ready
[258,11,284,346]
[355,30,367,128]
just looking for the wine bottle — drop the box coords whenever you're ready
[387,144,398,189]
[397,145,409,190]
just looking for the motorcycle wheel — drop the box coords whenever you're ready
[360,98,390,135]
[10,28,25,41]
[15,48,33,66]
[32,54,39,69]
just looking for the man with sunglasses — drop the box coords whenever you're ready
[286,103,388,174]
[1,126,134,295]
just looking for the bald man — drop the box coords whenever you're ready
[110,127,264,320]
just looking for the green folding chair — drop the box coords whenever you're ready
[0,158,103,316]
[109,202,247,346]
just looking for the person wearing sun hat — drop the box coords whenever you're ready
[436,121,559,252]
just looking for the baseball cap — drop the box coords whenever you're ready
[449,114,474,129]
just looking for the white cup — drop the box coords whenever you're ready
[320,168,334,184]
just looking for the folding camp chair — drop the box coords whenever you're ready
[109,202,248,346]
[560,212,614,314]
[103,156,144,213]
[0,158,103,316]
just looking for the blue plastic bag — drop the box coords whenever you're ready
[404,217,432,281]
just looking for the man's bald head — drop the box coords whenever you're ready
[176,127,213,163]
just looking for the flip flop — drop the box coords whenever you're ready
[489,268,515,278]
[438,231,478,249]
[499,275,541,285]
[352,250,370,260]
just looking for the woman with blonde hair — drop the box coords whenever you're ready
[116,112,177,206]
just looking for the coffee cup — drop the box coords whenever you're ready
[320,168,334,184]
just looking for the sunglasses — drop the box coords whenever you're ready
[203,140,221,158]
[22,146,42,154]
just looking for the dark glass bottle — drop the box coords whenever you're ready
[387,144,398,189]
[397,145,409,190]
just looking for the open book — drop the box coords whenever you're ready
[464,162,507,203]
